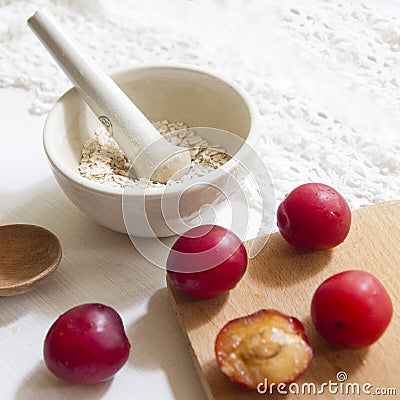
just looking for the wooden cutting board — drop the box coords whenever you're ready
[167,201,400,399]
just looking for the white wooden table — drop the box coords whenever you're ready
[0,87,205,399]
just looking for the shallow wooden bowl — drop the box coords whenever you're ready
[0,224,62,296]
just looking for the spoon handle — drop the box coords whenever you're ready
[28,9,190,182]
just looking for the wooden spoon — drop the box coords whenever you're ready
[0,224,62,296]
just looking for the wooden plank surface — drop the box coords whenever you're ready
[168,201,400,399]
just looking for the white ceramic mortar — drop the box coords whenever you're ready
[43,65,260,237]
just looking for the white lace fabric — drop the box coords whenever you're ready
[1,0,399,230]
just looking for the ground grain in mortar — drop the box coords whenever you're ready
[79,120,230,188]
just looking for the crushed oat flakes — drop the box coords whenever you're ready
[78,120,230,189]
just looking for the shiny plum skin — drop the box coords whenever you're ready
[277,183,351,250]
[311,271,393,348]
[44,303,131,384]
[167,225,248,299]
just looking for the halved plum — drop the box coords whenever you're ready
[215,309,313,390]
